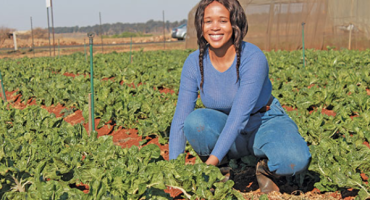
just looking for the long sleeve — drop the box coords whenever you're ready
[169,53,199,160]
[169,42,272,162]
[209,49,271,162]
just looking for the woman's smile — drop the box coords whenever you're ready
[202,1,233,51]
[209,34,224,41]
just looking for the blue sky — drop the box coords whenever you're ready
[0,0,200,31]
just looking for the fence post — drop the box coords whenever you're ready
[13,32,18,51]
[0,72,7,102]
[348,23,354,50]
[302,22,306,68]
[88,32,96,137]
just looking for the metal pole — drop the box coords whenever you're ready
[58,39,60,58]
[349,0,354,50]
[13,32,18,51]
[163,10,165,50]
[30,17,35,56]
[88,32,95,133]
[46,7,51,57]
[302,22,305,68]
[50,0,56,57]
[0,73,7,102]
[99,12,104,53]
[88,93,92,135]
[348,24,353,50]
[84,39,87,62]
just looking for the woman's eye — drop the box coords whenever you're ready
[205,21,211,23]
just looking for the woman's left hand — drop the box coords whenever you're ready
[205,155,219,166]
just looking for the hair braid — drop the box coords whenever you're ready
[199,44,206,91]
[235,44,241,82]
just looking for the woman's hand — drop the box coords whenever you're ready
[205,155,219,166]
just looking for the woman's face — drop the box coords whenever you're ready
[202,1,233,51]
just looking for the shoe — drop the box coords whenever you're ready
[256,159,280,193]
[219,167,234,182]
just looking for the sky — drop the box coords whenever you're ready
[0,0,200,31]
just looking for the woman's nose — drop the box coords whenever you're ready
[211,22,221,30]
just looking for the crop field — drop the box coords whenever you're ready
[0,48,369,199]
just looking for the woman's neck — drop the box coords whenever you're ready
[209,41,236,72]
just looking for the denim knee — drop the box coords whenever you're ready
[266,144,311,176]
[183,109,227,156]
[184,109,211,156]
[184,109,207,137]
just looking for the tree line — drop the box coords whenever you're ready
[54,19,188,35]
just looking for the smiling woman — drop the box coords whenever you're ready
[169,0,311,194]
[202,2,233,50]
[202,2,234,72]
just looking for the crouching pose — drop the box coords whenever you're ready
[169,0,311,193]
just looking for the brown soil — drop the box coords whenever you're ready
[63,72,88,78]
[4,91,37,109]
[308,84,318,89]
[157,88,175,94]
[64,110,85,125]
[363,141,370,149]
[0,33,185,59]
[282,105,297,112]
[41,103,66,118]
[163,186,183,199]
[1,33,175,49]
[74,182,89,194]
[321,108,336,117]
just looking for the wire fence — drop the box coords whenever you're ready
[186,0,370,51]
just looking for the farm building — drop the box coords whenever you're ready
[185,0,370,50]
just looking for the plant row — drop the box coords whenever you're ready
[0,48,370,198]
[0,102,242,199]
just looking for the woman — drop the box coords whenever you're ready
[169,0,311,193]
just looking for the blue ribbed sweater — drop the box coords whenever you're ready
[169,42,272,162]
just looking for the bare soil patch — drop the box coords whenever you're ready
[0,33,186,59]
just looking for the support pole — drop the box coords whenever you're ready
[58,39,60,58]
[50,0,56,57]
[99,12,104,53]
[88,93,92,136]
[30,17,35,56]
[302,22,306,68]
[13,32,18,51]
[88,32,95,135]
[163,10,165,50]
[348,24,353,50]
[265,2,274,51]
[84,39,87,62]
[0,81,4,101]
[0,73,7,102]
[46,7,52,57]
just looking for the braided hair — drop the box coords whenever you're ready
[194,0,248,91]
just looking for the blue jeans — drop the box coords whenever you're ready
[184,97,311,176]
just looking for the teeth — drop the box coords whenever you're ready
[210,35,223,40]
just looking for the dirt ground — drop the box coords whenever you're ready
[0,33,186,59]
